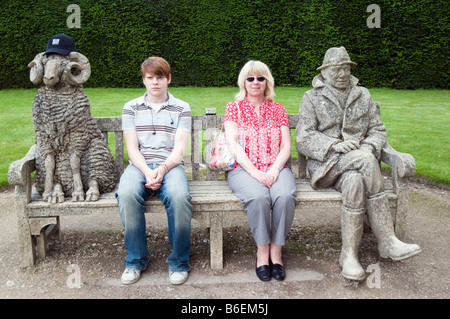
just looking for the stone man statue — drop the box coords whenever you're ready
[295,47,421,281]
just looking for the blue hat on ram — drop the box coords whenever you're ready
[45,34,77,56]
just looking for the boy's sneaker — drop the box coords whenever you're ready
[169,271,189,285]
[121,268,141,285]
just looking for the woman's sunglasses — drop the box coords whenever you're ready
[246,76,266,82]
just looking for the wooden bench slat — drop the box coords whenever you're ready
[26,181,397,216]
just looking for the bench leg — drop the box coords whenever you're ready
[30,217,60,261]
[15,188,36,268]
[209,212,223,270]
[35,223,60,260]
[17,218,37,268]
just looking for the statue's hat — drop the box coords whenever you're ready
[317,47,357,70]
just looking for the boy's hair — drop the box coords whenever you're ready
[141,57,171,78]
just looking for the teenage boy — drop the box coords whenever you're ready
[116,57,192,285]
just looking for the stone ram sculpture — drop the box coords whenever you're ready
[28,35,118,203]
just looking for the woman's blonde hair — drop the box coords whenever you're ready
[234,60,276,101]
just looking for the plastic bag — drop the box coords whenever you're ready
[208,131,236,171]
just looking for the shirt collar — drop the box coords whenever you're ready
[142,92,176,110]
[243,98,270,108]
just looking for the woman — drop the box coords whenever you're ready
[224,60,298,281]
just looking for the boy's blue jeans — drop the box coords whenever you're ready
[115,163,192,272]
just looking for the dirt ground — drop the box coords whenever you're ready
[0,178,448,302]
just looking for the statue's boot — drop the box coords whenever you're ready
[339,207,366,281]
[367,193,422,261]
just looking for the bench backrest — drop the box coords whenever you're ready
[94,109,306,181]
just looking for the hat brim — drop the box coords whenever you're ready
[44,48,72,56]
[317,61,357,71]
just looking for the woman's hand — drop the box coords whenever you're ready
[250,169,276,188]
[266,166,280,181]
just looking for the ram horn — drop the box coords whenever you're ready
[28,52,45,85]
[65,52,91,86]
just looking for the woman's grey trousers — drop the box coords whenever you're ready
[227,167,298,246]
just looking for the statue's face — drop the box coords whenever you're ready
[43,54,66,87]
[321,64,352,90]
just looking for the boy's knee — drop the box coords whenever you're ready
[116,185,146,206]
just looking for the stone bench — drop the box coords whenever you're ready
[8,108,416,270]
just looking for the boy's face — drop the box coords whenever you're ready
[143,72,171,102]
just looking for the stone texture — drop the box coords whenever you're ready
[28,52,118,203]
[295,47,421,281]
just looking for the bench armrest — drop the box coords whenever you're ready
[8,144,37,186]
[380,142,415,188]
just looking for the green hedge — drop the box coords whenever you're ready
[0,0,448,89]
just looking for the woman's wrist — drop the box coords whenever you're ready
[271,165,282,172]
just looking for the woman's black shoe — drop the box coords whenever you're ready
[255,265,271,281]
[270,260,285,281]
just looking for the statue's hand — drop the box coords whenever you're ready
[332,140,360,153]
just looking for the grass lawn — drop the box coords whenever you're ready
[0,87,448,187]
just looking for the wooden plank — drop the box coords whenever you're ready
[26,179,397,217]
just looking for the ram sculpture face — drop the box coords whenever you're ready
[28,51,118,203]
[28,51,91,88]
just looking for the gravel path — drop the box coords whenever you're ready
[1,179,448,300]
